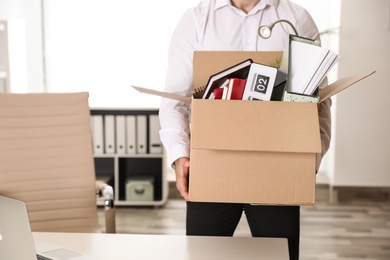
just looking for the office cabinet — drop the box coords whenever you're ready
[90,109,168,206]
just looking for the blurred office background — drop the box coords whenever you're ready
[1,0,388,199]
[1,1,389,259]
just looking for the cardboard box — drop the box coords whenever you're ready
[190,99,320,205]
[132,51,374,205]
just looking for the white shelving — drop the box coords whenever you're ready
[91,108,168,207]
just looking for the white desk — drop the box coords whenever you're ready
[33,232,289,260]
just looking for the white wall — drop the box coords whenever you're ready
[0,0,44,93]
[332,0,390,187]
[25,0,45,92]
[43,0,199,108]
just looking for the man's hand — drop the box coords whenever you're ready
[174,157,190,201]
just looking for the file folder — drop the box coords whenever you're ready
[115,115,126,154]
[126,115,136,154]
[104,115,115,154]
[92,115,104,154]
[149,114,162,154]
[136,115,147,154]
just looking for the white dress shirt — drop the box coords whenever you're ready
[159,0,331,168]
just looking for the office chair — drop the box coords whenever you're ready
[0,92,115,233]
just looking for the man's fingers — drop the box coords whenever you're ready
[176,176,189,201]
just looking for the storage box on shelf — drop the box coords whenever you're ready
[90,109,168,206]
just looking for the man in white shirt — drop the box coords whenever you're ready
[159,1,331,259]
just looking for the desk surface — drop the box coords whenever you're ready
[33,232,288,260]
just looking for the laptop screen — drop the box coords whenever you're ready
[0,196,38,260]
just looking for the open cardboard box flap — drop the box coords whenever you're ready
[318,72,375,102]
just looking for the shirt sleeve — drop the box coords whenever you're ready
[159,9,198,167]
[295,8,320,41]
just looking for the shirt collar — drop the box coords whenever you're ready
[215,0,279,10]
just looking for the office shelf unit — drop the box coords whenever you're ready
[90,108,168,207]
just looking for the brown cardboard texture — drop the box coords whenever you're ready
[319,72,375,102]
[131,51,375,205]
[190,99,320,205]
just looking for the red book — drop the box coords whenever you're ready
[212,79,229,99]
[212,87,224,99]
[226,78,247,100]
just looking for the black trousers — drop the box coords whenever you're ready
[186,202,300,260]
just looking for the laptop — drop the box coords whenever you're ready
[0,196,102,260]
